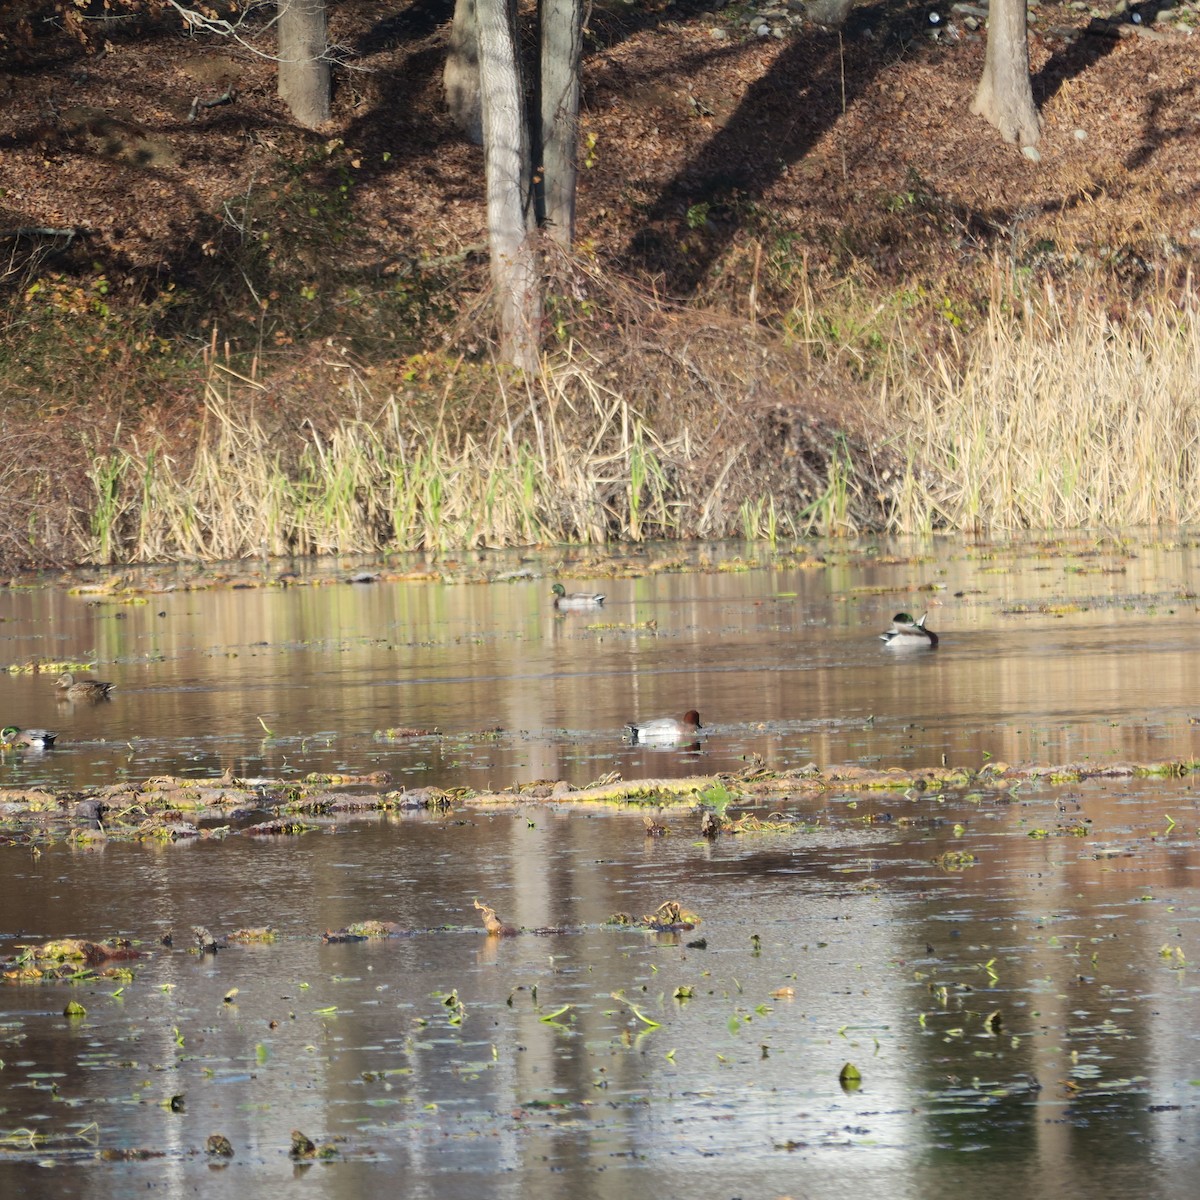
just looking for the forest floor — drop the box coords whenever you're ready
[0,0,1198,567]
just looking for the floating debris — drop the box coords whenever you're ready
[323,920,413,942]
[245,818,316,837]
[3,937,142,982]
[289,1130,337,1159]
[607,900,700,932]
[290,1130,318,1158]
[191,926,226,954]
[227,927,276,943]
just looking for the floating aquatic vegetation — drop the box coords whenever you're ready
[303,771,393,786]
[438,989,466,1026]
[937,850,978,871]
[323,920,413,942]
[0,1125,100,1153]
[696,779,736,813]
[190,926,224,953]
[291,1129,340,1159]
[0,757,1197,856]
[719,813,796,835]
[607,901,701,932]
[3,658,101,676]
[134,821,202,841]
[227,927,277,943]
[2,938,142,983]
[611,991,662,1029]
[538,1003,574,1027]
[245,818,317,836]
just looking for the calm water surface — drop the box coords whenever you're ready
[3,533,1200,790]
[3,533,1200,1197]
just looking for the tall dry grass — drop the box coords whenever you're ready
[82,345,740,562]
[79,264,1200,564]
[880,275,1200,533]
[87,363,624,560]
[80,264,874,564]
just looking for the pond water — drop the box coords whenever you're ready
[3,533,1200,791]
[3,533,1200,1198]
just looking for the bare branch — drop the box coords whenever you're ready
[160,1,365,70]
[162,0,283,59]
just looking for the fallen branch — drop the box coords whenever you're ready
[188,89,236,122]
[1,226,79,244]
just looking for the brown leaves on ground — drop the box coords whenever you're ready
[3,2,1196,292]
[0,3,1197,570]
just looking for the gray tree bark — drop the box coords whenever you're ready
[476,0,542,372]
[444,0,483,144]
[278,0,331,130]
[971,0,1041,149]
[538,0,582,246]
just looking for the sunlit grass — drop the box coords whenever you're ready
[83,345,692,561]
[79,260,1200,563]
[880,274,1200,533]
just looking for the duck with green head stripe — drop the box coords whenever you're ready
[880,612,938,649]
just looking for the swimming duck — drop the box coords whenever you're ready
[55,672,116,700]
[880,612,939,649]
[626,710,703,746]
[1,726,57,749]
[551,583,606,610]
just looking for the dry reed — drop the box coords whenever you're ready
[80,253,1200,565]
[881,275,1200,533]
[83,348,720,561]
[80,262,875,563]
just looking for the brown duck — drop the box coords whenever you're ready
[55,671,116,700]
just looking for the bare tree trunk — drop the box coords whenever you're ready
[477,0,541,372]
[971,0,1041,149]
[278,0,331,130]
[444,0,483,145]
[538,0,582,246]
